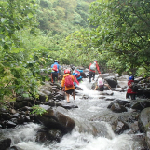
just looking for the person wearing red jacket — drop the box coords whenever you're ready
[126,75,137,100]
[89,60,101,83]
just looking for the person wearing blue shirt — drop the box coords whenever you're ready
[71,66,82,82]
[51,60,61,84]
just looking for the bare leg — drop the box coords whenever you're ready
[104,84,111,90]
[94,85,98,90]
[73,90,75,101]
[66,93,70,102]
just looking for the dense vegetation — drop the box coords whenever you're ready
[0,0,150,103]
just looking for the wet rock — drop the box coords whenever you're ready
[35,107,75,134]
[54,93,65,101]
[132,133,148,150]
[0,113,12,120]
[145,129,150,150]
[38,91,48,102]
[10,118,18,124]
[8,145,23,150]
[14,101,33,109]
[110,102,128,113]
[8,109,17,115]
[115,99,130,106]
[104,75,117,88]
[6,121,17,128]
[19,106,33,111]
[0,107,8,113]
[138,107,150,133]
[16,96,33,103]
[35,128,62,143]
[17,115,25,124]
[131,100,150,111]
[116,75,128,89]
[137,89,150,99]
[12,113,20,118]
[0,138,11,150]
[117,111,139,123]
[129,121,140,133]
[82,95,89,99]
[112,120,129,134]
[102,91,114,96]
[24,116,31,122]
[61,103,78,109]
[103,98,115,101]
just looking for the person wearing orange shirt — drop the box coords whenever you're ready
[61,69,75,103]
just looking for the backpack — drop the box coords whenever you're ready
[65,75,74,88]
[75,70,81,78]
[90,63,96,71]
[131,82,138,92]
[52,64,58,72]
[98,78,103,87]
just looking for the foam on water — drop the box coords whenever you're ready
[1,76,141,150]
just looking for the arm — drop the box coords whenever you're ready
[74,76,79,85]
[96,63,101,74]
[59,65,61,75]
[89,63,91,70]
[61,76,65,88]
[128,80,133,88]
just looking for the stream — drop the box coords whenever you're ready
[0,75,144,150]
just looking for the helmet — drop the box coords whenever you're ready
[64,69,71,74]
[54,60,58,62]
[129,75,134,80]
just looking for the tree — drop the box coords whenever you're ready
[89,0,150,76]
[0,0,40,101]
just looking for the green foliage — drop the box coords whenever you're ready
[36,0,93,35]
[136,67,150,77]
[0,0,45,101]
[3,0,150,103]
[88,0,150,75]
[31,105,47,116]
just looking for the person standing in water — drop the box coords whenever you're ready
[61,69,75,103]
[126,75,137,100]
[89,60,101,83]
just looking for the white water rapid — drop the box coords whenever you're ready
[1,76,144,150]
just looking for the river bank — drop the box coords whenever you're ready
[0,71,150,150]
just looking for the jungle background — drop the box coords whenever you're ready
[0,0,150,102]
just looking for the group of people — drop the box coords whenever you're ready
[50,60,83,102]
[50,60,136,102]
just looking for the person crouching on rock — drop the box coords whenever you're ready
[61,69,75,103]
[94,75,111,91]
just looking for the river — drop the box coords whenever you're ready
[1,75,144,150]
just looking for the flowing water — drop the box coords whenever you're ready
[0,76,144,150]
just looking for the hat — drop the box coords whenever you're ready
[129,75,134,80]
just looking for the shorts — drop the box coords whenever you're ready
[65,89,75,95]
[99,85,104,91]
